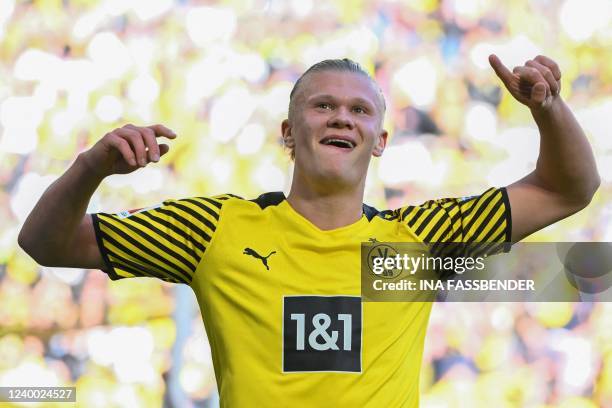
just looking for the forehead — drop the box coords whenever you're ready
[296,70,383,109]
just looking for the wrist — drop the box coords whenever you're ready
[530,95,565,121]
[75,152,108,183]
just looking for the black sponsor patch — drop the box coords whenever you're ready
[283,296,362,373]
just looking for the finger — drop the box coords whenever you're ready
[533,55,561,80]
[159,144,170,157]
[512,66,549,99]
[531,82,547,104]
[107,134,137,167]
[116,127,147,167]
[128,126,160,162]
[512,66,547,85]
[148,124,177,139]
[526,60,559,95]
[488,54,515,87]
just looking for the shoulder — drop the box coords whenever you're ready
[186,192,286,217]
[159,194,243,218]
[363,197,456,225]
[391,187,508,220]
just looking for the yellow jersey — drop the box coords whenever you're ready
[92,187,510,407]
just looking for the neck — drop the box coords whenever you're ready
[286,176,365,231]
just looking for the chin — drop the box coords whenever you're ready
[317,167,360,188]
[296,157,362,187]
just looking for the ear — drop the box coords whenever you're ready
[281,119,295,149]
[372,130,388,157]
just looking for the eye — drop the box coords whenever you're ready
[317,102,333,110]
[352,106,367,114]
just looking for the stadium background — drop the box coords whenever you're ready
[0,0,611,406]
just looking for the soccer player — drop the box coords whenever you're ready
[18,55,599,406]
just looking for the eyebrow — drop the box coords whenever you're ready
[307,94,378,109]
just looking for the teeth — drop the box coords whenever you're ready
[323,138,355,148]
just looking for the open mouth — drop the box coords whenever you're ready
[320,137,356,149]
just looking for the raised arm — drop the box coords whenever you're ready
[18,124,176,268]
[488,54,600,242]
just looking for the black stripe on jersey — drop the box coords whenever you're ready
[478,210,506,243]
[110,251,182,283]
[407,207,426,228]
[489,228,507,245]
[100,218,192,277]
[400,206,415,221]
[113,217,197,272]
[91,214,120,280]
[130,215,200,261]
[415,189,510,260]
[202,197,223,209]
[166,202,217,233]
[458,196,479,220]
[157,207,214,238]
[185,198,221,220]
[466,198,503,243]
[102,228,190,283]
[448,204,464,240]
[462,191,498,239]
[430,241,459,259]
[441,201,463,241]
[500,187,512,242]
[446,224,463,243]
[223,193,242,199]
[423,209,451,242]
[141,211,207,253]
[430,226,463,258]
[100,219,192,283]
[413,206,442,237]
[406,200,457,244]
[460,188,494,220]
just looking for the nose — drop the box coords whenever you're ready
[327,106,354,129]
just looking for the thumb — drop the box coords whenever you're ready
[532,82,547,104]
[488,54,513,87]
[159,144,170,157]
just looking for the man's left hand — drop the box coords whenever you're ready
[489,54,562,112]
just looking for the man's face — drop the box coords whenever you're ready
[282,70,388,190]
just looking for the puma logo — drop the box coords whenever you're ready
[368,238,379,243]
[243,248,276,270]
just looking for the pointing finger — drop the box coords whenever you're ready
[488,54,514,87]
[148,124,177,139]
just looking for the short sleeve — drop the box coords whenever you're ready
[92,195,229,283]
[397,187,512,248]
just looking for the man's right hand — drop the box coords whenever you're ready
[80,124,177,178]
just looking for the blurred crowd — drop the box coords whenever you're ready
[0,0,611,406]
